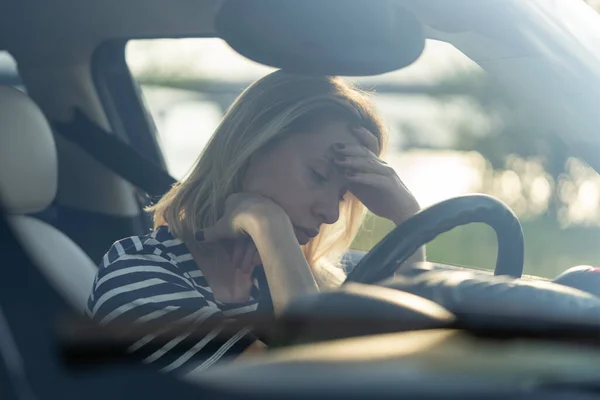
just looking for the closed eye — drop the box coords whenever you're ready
[311,169,328,184]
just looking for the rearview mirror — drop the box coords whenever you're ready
[215,0,425,76]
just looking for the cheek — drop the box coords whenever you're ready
[268,163,311,204]
[244,159,312,213]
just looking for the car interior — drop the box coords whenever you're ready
[4,0,600,399]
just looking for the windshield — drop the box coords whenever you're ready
[8,1,600,396]
[126,18,600,279]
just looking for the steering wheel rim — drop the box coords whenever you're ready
[344,194,524,284]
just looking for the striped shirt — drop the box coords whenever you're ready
[86,226,269,375]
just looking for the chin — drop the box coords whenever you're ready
[294,231,311,246]
[297,236,310,246]
[293,225,319,246]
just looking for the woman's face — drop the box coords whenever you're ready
[242,119,364,245]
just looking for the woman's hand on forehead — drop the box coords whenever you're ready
[331,125,420,225]
[349,123,380,155]
[320,123,378,158]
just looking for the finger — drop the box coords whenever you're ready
[350,125,380,155]
[197,225,223,243]
[332,143,373,157]
[334,155,394,176]
[238,243,260,275]
[231,239,247,268]
[240,241,259,274]
[345,170,416,205]
[344,170,390,187]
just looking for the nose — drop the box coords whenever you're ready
[314,193,340,225]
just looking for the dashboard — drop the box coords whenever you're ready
[191,328,600,399]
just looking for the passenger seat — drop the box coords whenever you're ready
[0,86,96,312]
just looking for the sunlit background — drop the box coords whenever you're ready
[125,0,600,278]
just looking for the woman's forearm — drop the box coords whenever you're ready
[405,246,426,264]
[391,202,426,266]
[241,212,319,315]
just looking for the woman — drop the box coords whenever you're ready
[86,70,423,376]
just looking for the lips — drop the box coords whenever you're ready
[294,226,319,245]
[304,228,319,238]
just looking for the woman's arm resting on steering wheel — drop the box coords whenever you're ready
[393,201,427,269]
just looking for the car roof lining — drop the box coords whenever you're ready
[1,0,428,77]
[0,0,221,62]
[4,0,600,163]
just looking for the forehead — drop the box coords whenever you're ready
[285,119,362,155]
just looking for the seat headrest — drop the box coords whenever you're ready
[0,87,57,214]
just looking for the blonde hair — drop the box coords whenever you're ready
[149,70,387,287]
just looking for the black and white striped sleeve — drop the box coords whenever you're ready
[86,254,258,374]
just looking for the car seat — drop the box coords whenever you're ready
[0,86,97,312]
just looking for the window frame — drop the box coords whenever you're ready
[91,40,167,169]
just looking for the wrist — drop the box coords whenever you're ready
[237,205,292,236]
[391,203,420,226]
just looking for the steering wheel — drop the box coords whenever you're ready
[344,194,524,284]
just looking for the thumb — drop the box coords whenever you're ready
[195,218,245,243]
[195,223,224,243]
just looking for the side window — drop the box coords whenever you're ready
[125,39,274,179]
[125,37,597,278]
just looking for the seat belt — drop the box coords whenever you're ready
[53,109,177,199]
[54,110,279,327]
